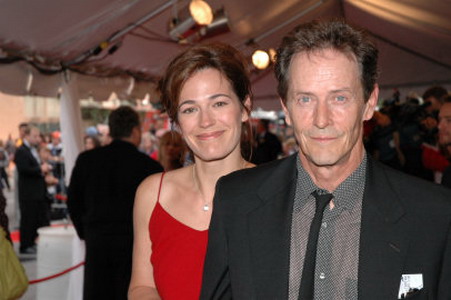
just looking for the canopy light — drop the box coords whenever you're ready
[268,48,277,63]
[189,0,213,25]
[169,5,228,43]
[252,50,270,70]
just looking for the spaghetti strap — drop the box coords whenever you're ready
[157,172,165,203]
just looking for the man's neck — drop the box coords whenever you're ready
[299,152,365,192]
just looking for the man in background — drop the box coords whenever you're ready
[14,126,50,254]
[422,86,448,118]
[438,96,451,188]
[251,119,282,164]
[68,106,163,300]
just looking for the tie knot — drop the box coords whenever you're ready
[312,190,333,212]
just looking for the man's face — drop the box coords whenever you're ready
[19,126,28,138]
[281,49,377,170]
[26,128,41,147]
[424,96,442,113]
[438,103,451,146]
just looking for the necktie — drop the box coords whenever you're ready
[298,191,333,300]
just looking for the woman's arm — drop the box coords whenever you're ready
[128,174,162,300]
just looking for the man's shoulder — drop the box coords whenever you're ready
[375,161,451,208]
[219,155,296,191]
[14,144,30,159]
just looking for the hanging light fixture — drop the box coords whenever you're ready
[189,0,213,25]
[268,48,277,63]
[252,50,270,70]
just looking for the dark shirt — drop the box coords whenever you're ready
[289,154,366,300]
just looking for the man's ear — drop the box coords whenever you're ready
[280,98,292,126]
[363,84,379,121]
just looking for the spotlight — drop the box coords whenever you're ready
[169,4,228,43]
[252,50,270,70]
[189,0,213,25]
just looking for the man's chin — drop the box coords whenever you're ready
[303,154,339,168]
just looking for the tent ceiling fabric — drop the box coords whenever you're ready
[0,0,450,109]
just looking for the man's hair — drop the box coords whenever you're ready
[275,19,379,104]
[422,86,448,103]
[108,106,140,139]
[19,122,29,130]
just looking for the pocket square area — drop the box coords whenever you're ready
[398,274,423,299]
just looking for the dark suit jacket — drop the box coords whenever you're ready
[67,139,163,299]
[201,154,451,300]
[442,166,451,189]
[68,139,163,239]
[14,143,46,203]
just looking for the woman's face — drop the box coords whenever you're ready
[177,68,249,162]
[84,137,95,150]
[160,136,183,160]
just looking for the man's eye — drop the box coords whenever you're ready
[300,96,311,103]
[336,95,346,102]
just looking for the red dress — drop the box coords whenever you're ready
[149,173,209,300]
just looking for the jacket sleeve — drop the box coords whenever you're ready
[200,180,232,300]
[438,219,451,298]
[67,154,86,239]
[14,147,42,177]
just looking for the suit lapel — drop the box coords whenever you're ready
[247,155,298,298]
[359,159,411,299]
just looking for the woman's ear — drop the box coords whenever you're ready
[241,96,252,122]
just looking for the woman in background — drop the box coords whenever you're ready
[157,131,186,171]
[83,135,101,151]
[128,42,253,300]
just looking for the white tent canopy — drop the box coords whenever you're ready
[0,0,450,105]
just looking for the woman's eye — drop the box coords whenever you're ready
[214,101,228,107]
[181,107,196,114]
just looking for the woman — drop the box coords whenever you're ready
[157,131,186,171]
[83,135,101,151]
[128,43,253,299]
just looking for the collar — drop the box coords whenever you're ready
[23,139,32,149]
[296,153,367,211]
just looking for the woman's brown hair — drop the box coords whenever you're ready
[157,42,253,158]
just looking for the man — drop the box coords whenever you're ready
[438,96,451,188]
[201,20,451,299]
[14,126,50,254]
[15,122,29,148]
[251,119,283,164]
[13,122,29,228]
[422,86,448,118]
[68,106,163,300]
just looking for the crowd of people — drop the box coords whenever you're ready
[364,86,451,187]
[0,18,450,300]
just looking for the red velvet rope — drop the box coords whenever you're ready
[29,261,85,284]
